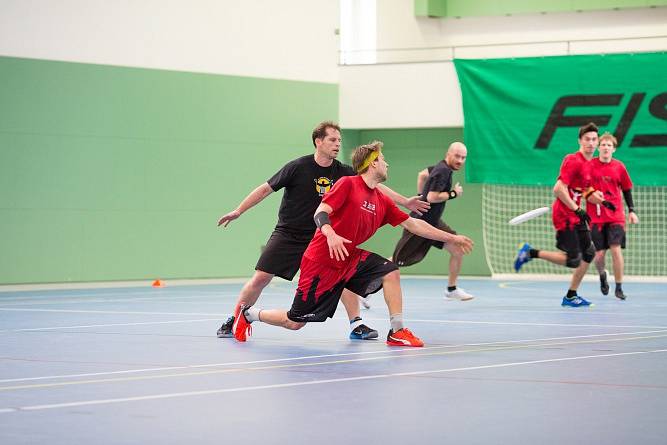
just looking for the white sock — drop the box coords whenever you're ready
[244,307,262,323]
[350,316,363,330]
[390,313,403,332]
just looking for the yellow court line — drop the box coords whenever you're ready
[2,332,666,392]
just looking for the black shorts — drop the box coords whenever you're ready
[255,229,314,280]
[287,251,398,323]
[556,225,594,259]
[591,223,626,250]
[392,220,456,267]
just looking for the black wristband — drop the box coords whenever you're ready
[314,211,331,229]
[448,190,458,200]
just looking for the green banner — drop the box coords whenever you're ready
[454,53,667,185]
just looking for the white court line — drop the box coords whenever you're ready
[0,307,226,317]
[0,318,223,334]
[0,291,288,305]
[1,348,665,414]
[2,329,665,384]
[403,318,667,330]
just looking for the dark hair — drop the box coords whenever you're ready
[312,121,341,147]
[578,122,599,138]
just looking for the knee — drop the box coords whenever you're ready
[565,254,582,269]
[582,245,596,263]
[383,269,400,283]
[284,320,306,330]
[249,271,273,289]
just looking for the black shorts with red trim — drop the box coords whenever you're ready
[287,251,398,323]
[591,223,626,250]
[255,229,314,281]
[391,220,456,267]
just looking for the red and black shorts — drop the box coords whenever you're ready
[591,223,626,250]
[255,229,314,281]
[287,251,398,323]
[391,220,456,267]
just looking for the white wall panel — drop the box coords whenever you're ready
[339,62,462,129]
[0,0,339,83]
[340,2,667,129]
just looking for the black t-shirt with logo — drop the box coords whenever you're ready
[267,154,356,234]
[412,160,453,226]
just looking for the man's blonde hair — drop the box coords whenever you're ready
[599,132,618,147]
[352,140,383,174]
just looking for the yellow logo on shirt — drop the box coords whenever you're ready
[315,177,333,196]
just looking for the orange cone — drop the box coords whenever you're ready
[152,279,164,288]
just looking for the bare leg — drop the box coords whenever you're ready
[382,270,402,316]
[340,289,361,320]
[257,309,305,330]
[593,250,607,275]
[234,270,274,311]
[569,260,591,291]
[537,250,567,266]
[445,246,463,287]
[610,244,624,283]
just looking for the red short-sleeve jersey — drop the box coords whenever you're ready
[304,176,409,268]
[587,158,633,227]
[552,151,594,231]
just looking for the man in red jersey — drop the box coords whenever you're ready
[514,122,607,307]
[215,121,429,341]
[232,140,474,347]
[588,132,639,300]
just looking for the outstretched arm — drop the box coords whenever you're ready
[377,183,430,216]
[400,217,473,255]
[217,182,274,227]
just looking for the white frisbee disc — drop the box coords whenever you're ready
[508,206,550,225]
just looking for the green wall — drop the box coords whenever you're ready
[415,0,667,17]
[342,128,491,277]
[0,56,338,284]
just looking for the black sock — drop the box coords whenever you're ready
[529,249,539,258]
[566,289,577,299]
[615,283,623,291]
[447,286,456,292]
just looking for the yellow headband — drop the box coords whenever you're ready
[357,150,380,173]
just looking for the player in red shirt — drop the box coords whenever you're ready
[232,141,474,347]
[514,123,608,307]
[587,132,639,300]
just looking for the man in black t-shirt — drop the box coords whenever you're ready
[391,142,475,301]
[215,121,429,340]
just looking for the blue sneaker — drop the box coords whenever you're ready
[514,243,532,272]
[561,295,593,307]
[350,324,378,340]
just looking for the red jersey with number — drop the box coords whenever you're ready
[552,151,594,231]
[587,158,633,227]
[303,176,409,268]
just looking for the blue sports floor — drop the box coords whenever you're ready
[1,278,666,444]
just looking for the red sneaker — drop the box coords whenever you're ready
[386,328,424,347]
[232,304,253,342]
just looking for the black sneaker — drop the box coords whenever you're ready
[216,316,235,338]
[615,288,627,301]
[600,270,609,295]
[349,324,378,340]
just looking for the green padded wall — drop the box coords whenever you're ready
[0,56,338,284]
[342,128,491,277]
